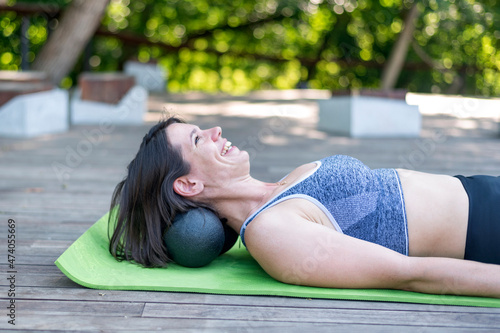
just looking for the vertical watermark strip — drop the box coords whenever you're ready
[6,218,16,326]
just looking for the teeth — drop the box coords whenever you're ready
[221,141,232,156]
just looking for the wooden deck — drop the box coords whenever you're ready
[1,90,500,331]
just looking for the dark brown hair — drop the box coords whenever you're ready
[108,117,201,267]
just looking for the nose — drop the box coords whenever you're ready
[207,126,221,142]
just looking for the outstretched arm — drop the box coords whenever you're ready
[244,209,500,298]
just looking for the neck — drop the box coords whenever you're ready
[203,176,285,232]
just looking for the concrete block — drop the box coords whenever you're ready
[71,85,148,125]
[318,95,421,138]
[124,61,167,92]
[0,88,69,138]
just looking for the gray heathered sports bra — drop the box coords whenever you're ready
[240,155,409,255]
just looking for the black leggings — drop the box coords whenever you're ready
[454,175,500,265]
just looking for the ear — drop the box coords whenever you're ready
[173,176,204,197]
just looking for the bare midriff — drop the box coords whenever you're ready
[396,169,469,259]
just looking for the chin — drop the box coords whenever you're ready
[233,150,251,170]
[241,151,252,164]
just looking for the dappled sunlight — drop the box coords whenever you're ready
[286,125,330,140]
[148,89,329,122]
[152,99,318,120]
[421,114,500,140]
[259,134,289,146]
[455,119,481,130]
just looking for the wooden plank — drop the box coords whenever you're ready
[0,194,112,208]
[0,273,80,288]
[9,255,62,265]
[142,303,500,328]
[0,247,69,258]
[9,314,480,332]
[18,299,144,317]
[1,239,74,250]
[0,264,64,275]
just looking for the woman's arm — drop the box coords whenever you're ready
[404,256,500,297]
[244,208,500,298]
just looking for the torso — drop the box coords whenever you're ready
[254,161,469,259]
[396,169,468,258]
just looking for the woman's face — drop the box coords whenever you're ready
[166,122,250,190]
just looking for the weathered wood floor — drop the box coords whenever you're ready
[1,91,500,331]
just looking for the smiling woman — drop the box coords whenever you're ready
[109,117,500,298]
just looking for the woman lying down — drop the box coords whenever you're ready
[109,117,500,298]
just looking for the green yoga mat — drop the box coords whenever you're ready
[56,212,500,308]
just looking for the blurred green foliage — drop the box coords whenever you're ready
[1,0,499,95]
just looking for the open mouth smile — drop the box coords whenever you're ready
[221,141,232,156]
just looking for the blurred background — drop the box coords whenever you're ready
[1,0,499,97]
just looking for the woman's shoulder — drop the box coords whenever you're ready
[246,199,305,238]
[250,196,335,234]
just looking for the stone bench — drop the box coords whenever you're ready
[71,72,147,125]
[318,89,421,138]
[0,71,68,138]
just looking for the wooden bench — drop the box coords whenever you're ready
[0,71,54,107]
[79,72,135,104]
[0,70,49,83]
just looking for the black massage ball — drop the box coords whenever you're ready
[164,208,231,268]
[220,222,239,255]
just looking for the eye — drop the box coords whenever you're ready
[194,135,200,146]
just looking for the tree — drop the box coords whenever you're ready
[32,0,109,84]
[380,2,420,90]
